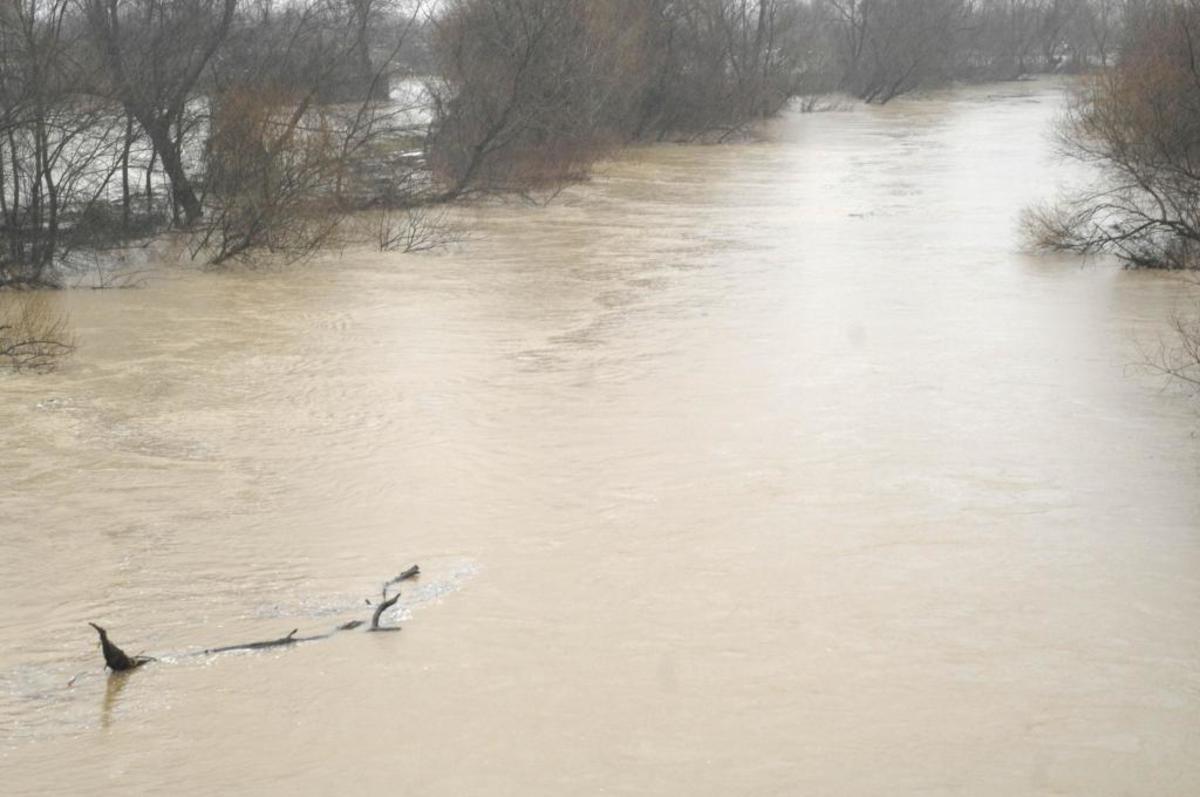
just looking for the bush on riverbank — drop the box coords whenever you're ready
[1025,0,1200,270]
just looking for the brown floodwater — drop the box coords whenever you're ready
[2,80,1199,795]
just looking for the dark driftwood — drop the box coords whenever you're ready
[383,565,421,596]
[371,593,402,631]
[368,565,421,632]
[88,623,155,671]
[87,565,420,672]
[206,628,309,654]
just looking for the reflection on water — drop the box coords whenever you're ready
[100,672,129,730]
[2,80,1199,796]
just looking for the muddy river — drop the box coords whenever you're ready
[2,80,1199,795]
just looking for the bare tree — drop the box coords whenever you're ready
[824,0,972,103]
[83,0,238,225]
[1071,0,1123,67]
[628,0,803,138]
[0,0,131,288]
[425,0,626,199]
[973,0,1049,79]
[1025,0,1200,269]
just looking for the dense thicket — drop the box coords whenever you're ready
[812,0,1126,104]
[425,0,806,198]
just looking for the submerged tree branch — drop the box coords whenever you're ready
[87,565,420,672]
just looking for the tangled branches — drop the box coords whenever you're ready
[0,293,75,371]
[1025,2,1200,270]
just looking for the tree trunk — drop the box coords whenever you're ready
[143,119,202,225]
[121,114,133,230]
[146,146,156,205]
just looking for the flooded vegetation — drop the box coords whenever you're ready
[4,0,1200,793]
[2,78,1199,795]
[0,0,1128,302]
